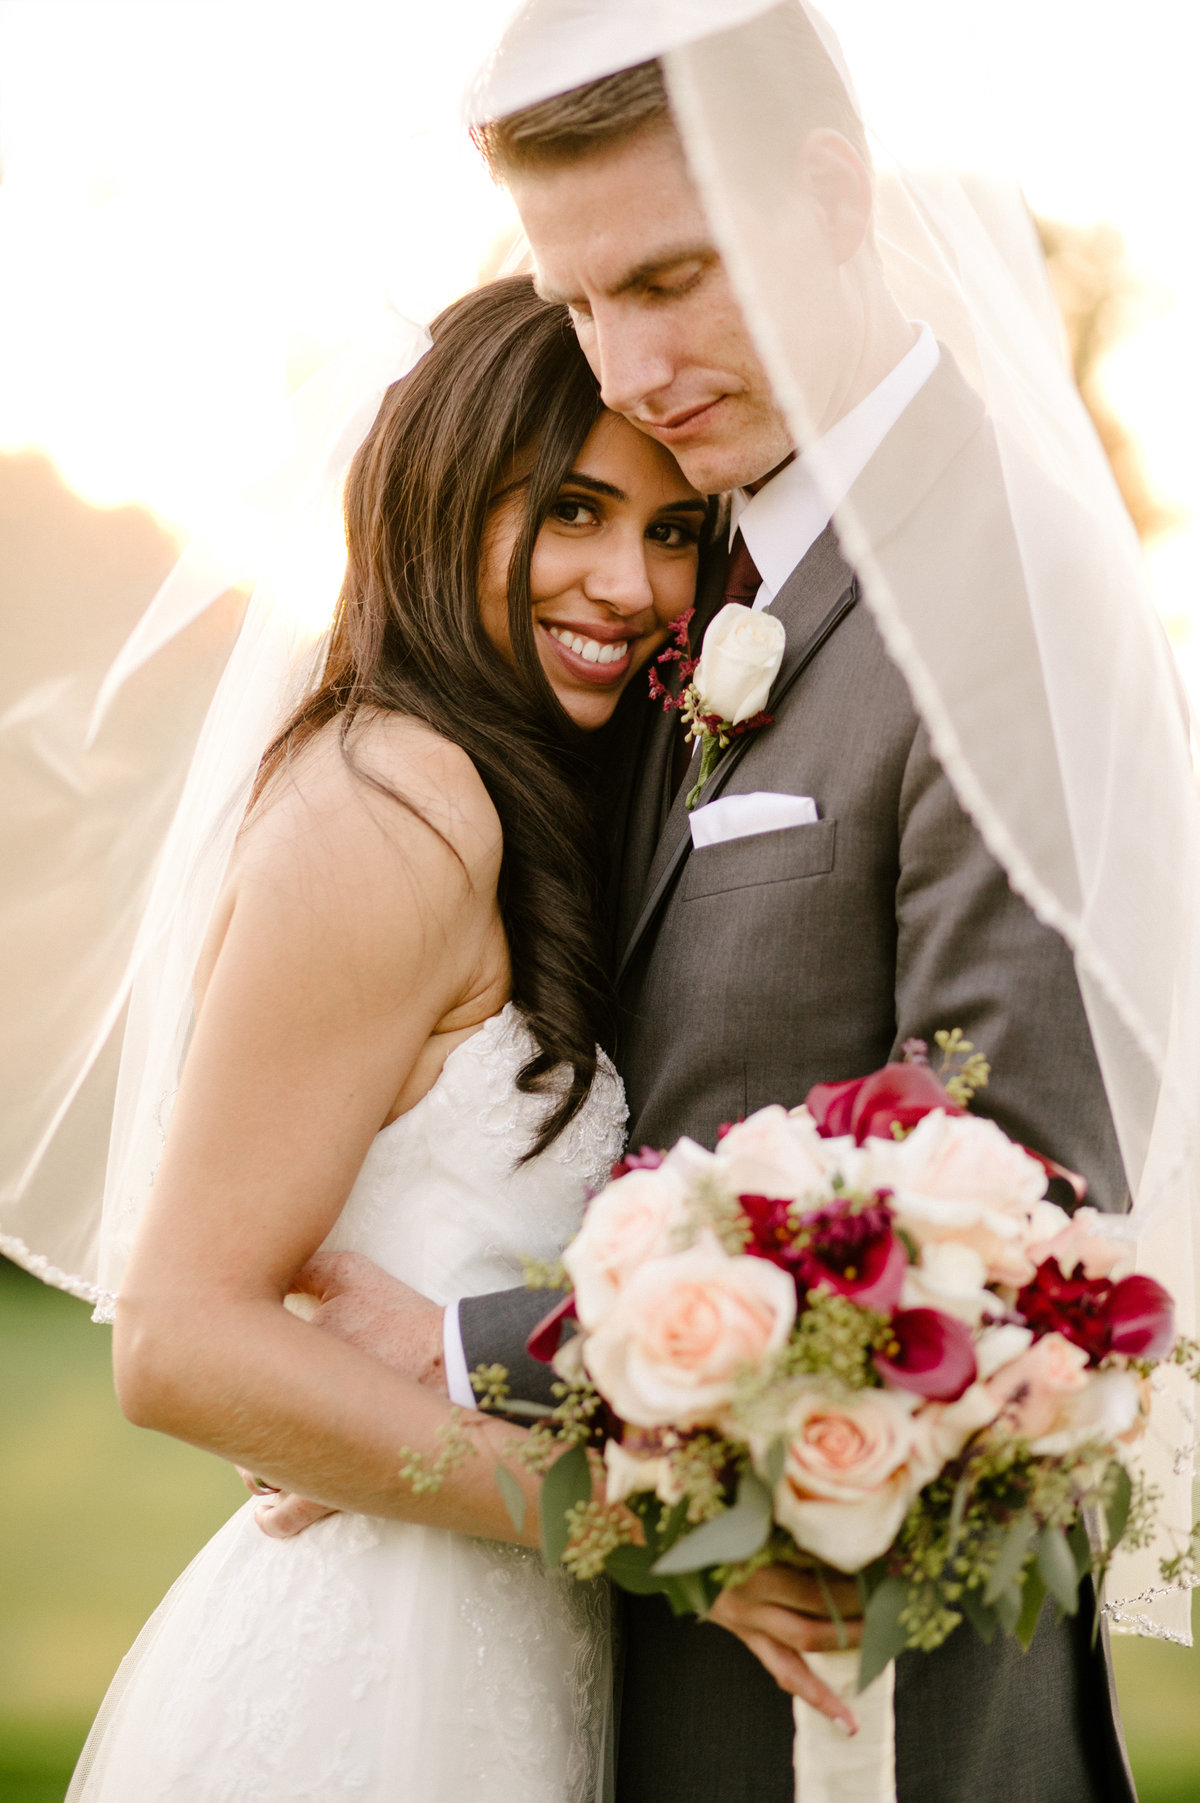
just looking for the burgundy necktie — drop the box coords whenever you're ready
[722,530,762,608]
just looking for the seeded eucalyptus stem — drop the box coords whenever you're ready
[686,732,725,810]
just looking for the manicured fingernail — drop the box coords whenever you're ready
[833,1717,856,1738]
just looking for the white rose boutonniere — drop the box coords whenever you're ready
[648,602,786,808]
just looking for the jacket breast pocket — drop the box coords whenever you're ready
[679,818,836,900]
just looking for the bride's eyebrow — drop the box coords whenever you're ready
[560,472,707,516]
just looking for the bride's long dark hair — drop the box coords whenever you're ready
[256,276,618,1155]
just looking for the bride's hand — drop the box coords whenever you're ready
[244,1251,447,1539]
[708,1564,863,1734]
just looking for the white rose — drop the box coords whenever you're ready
[900,1241,998,1327]
[715,1106,840,1203]
[563,1164,691,1330]
[973,1322,1035,1380]
[583,1231,796,1428]
[604,1441,683,1507]
[1029,1369,1144,1457]
[757,1384,942,1573]
[693,603,786,726]
[872,1110,1048,1285]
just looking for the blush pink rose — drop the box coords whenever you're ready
[583,1232,796,1428]
[871,1111,1048,1285]
[984,1331,1091,1439]
[564,1164,690,1329]
[714,1105,842,1203]
[761,1386,943,1571]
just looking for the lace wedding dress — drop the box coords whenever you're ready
[67,1004,627,1803]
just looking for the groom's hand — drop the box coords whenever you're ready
[247,1251,447,1540]
[288,1251,448,1391]
[708,1564,863,1735]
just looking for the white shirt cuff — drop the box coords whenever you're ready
[442,1299,476,1408]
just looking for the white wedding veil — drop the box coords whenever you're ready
[465,0,1200,1640]
[2,0,1196,1643]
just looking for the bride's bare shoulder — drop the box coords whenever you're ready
[242,710,502,885]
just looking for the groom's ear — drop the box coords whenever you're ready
[799,129,874,265]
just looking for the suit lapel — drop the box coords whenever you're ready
[616,525,857,985]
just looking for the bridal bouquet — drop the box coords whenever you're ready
[474,1035,1199,1802]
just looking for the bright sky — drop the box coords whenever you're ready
[0,0,1196,688]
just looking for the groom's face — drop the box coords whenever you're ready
[511,124,817,494]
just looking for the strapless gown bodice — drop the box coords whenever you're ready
[68,1005,627,1803]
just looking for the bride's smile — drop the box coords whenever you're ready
[479,408,706,730]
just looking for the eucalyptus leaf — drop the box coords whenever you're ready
[947,1469,972,1558]
[652,1470,773,1576]
[984,1512,1037,1605]
[494,1462,526,1535]
[498,1399,555,1420]
[959,1585,998,1644]
[1015,1566,1046,1650]
[858,1576,911,1691]
[539,1442,592,1567]
[993,1581,1021,1636]
[764,1439,786,1491]
[662,1570,716,1618]
[1105,1463,1133,1551]
[1068,1516,1092,1578]
[1036,1524,1080,1616]
[604,1544,668,1595]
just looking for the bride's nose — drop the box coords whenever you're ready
[581,530,656,616]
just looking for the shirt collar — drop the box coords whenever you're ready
[730,323,940,607]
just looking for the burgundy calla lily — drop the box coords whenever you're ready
[874,1307,978,1400]
[806,1064,963,1145]
[527,1292,577,1365]
[1103,1274,1175,1359]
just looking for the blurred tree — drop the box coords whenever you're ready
[1037,216,1179,542]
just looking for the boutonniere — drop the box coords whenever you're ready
[649,602,786,808]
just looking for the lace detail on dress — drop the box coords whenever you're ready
[453,1548,613,1803]
[69,1003,629,1803]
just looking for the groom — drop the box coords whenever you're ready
[275,29,1136,1803]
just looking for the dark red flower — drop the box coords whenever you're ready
[1017,1259,1175,1365]
[806,1064,963,1145]
[527,1293,577,1365]
[743,1193,908,1313]
[873,1307,978,1400]
[1102,1274,1175,1359]
[609,1146,664,1182]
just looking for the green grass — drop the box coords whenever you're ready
[1,1256,1197,1800]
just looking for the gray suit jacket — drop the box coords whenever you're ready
[461,353,1136,1803]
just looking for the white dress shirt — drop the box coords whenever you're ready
[442,325,940,1406]
[731,323,939,610]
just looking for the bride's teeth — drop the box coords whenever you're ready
[547,626,630,667]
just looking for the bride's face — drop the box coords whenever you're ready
[479,410,705,730]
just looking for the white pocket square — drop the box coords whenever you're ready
[689,791,819,849]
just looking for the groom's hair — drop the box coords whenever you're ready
[476,19,867,177]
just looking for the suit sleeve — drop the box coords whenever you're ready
[891,722,1128,1215]
[457,1286,562,1409]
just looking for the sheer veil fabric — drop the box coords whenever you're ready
[2,0,1197,1648]
[467,0,1200,1641]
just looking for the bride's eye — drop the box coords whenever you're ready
[647,519,700,548]
[550,497,598,527]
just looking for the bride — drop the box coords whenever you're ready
[67,272,706,1802]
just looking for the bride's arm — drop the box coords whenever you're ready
[113,721,539,1546]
